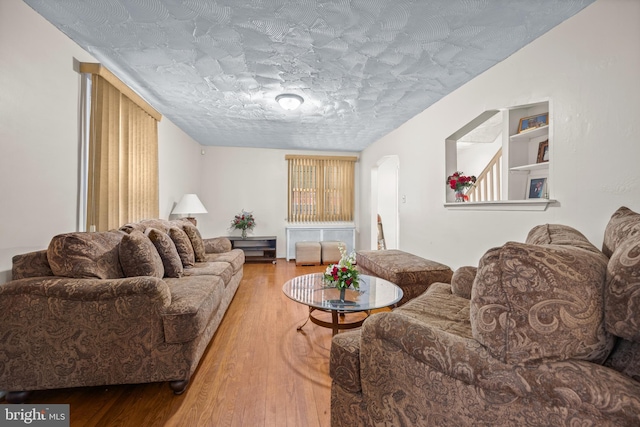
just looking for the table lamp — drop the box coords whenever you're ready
[171,194,208,225]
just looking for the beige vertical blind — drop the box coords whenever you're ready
[82,63,161,231]
[286,155,357,222]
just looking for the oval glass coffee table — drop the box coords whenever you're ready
[282,273,403,336]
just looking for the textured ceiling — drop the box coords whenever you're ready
[24,0,594,152]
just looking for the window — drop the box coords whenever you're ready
[286,155,357,222]
[80,63,162,231]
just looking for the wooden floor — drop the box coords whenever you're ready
[19,261,341,427]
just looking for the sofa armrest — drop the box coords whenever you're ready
[11,250,52,280]
[0,276,173,391]
[0,276,171,307]
[361,310,531,396]
[203,237,232,253]
[361,310,640,424]
[520,359,640,423]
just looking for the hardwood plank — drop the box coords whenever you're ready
[9,261,336,427]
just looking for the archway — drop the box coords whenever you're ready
[370,155,399,250]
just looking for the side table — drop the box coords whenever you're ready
[228,236,277,263]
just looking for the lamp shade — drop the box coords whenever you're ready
[171,194,208,216]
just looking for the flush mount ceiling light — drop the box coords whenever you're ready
[276,93,304,111]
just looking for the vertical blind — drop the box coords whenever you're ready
[81,63,161,231]
[286,155,357,222]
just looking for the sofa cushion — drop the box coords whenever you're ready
[146,228,183,278]
[183,262,233,285]
[205,249,245,274]
[602,206,640,258]
[47,231,124,279]
[119,230,164,278]
[169,226,195,267]
[471,242,613,365]
[183,223,206,262]
[161,275,224,344]
[451,266,476,300]
[604,233,640,342]
[397,282,472,338]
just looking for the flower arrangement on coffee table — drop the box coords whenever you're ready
[324,243,359,304]
[230,210,255,239]
[447,171,477,202]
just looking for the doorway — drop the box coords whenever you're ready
[370,156,399,250]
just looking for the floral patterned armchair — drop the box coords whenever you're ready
[330,207,640,426]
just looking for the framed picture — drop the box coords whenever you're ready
[518,113,548,133]
[537,140,549,163]
[526,177,547,199]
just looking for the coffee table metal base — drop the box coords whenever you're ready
[297,307,368,336]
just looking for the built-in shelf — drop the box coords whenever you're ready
[444,199,556,211]
[510,162,549,172]
[446,101,556,208]
[509,125,549,142]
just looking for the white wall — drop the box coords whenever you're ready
[358,0,640,270]
[197,146,359,257]
[158,120,203,219]
[0,0,201,283]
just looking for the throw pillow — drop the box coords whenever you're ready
[146,228,184,278]
[471,241,613,365]
[119,230,164,279]
[48,231,125,279]
[450,266,476,299]
[604,233,640,342]
[139,219,172,234]
[183,223,206,262]
[169,226,195,267]
[602,206,640,257]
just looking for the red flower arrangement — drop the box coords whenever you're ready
[230,210,255,238]
[447,171,477,201]
[324,244,359,290]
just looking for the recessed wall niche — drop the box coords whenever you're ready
[445,101,553,211]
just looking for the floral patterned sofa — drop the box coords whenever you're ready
[330,206,640,426]
[0,218,244,403]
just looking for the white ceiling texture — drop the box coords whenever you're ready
[24,0,594,152]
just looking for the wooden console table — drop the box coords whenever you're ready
[228,236,277,263]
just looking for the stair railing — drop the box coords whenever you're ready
[467,148,502,202]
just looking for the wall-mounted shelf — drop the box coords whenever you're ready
[509,125,549,142]
[444,199,556,211]
[510,162,549,172]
